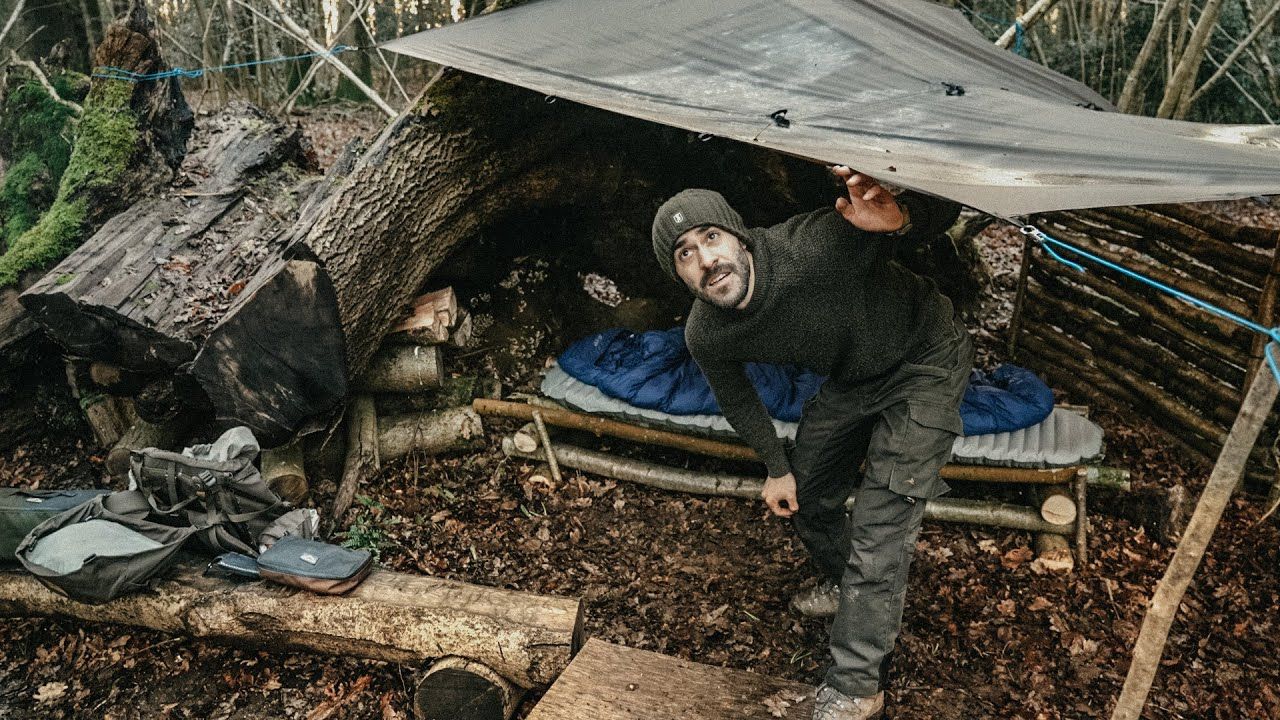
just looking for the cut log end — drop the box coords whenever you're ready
[415,656,526,720]
[1033,533,1075,574]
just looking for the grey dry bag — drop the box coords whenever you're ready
[0,488,108,563]
[15,490,197,604]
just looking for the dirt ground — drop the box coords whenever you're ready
[2,107,1279,719]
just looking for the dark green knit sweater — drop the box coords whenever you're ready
[682,193,961,477]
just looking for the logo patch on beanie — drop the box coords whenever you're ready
[672,212,684,224]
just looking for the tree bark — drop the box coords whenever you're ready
[0,562,585,689]
[378,406,485,462]
[358,345,443,393]
[1157,0,1228,118]
[1116,0,1184,113]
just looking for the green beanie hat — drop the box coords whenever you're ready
[651,189,753,281]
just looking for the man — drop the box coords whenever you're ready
[650,167,974,720]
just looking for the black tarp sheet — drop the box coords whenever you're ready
[382,0,1280,216]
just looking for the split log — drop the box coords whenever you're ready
[1112,355,1279,720]
[333,395,379,525]
[416,656,526,720]
[359,345,443,393]
[261,438,309,505]
[1033,532,1075,573]
[513,423,540,453]
[501,436,1074,536]
[378,406,486,462]
[105,411,190,479]
[389,287,459,346]
[0,563,584,688]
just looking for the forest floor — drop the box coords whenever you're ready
[1,105,1279,720]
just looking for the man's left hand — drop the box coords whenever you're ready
[832,165,905,233]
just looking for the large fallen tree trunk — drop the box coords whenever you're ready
[21,103,329,426]
[0,563,584,688]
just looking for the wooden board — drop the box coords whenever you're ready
[526,639,814,719]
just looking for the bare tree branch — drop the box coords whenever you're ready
[1118,0,1184,113]
[1181,0,1280,113]
[996,0,1062,49]
[345,0,409,103]
[6,51,83,116]
[0,0,25,52]
[243,0,395,117]
[275,0,376,115]
[1156,0,1228,118]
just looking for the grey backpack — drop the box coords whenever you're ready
[129,447,287,556]
[15,490,197,604]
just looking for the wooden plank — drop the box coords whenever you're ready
[527,640,814,720]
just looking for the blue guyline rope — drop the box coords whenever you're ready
[93,45,357,82]
[1018,223,1280,385]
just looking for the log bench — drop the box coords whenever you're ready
[526,639,815,720]
[0,560,584,717]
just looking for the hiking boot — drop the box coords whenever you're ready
[812,684,885,720]
[790,579,840,617]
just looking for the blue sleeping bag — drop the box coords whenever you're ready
[556,328,1055,435]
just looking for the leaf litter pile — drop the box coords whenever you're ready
[4,207,1280,719]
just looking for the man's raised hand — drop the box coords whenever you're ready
[832,165,905,233]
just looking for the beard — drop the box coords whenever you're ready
[691,245,752,309]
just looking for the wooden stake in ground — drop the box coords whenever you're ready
[333,395,379,526]
[1111,363,1279,720]
[530,410,562,485]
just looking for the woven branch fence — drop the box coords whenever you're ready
[1009,204,1280,489]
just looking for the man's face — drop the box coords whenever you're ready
[673,225,753,310]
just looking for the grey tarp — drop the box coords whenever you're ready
[381,0,1280,217]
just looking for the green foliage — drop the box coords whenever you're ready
[339,495,406,561]
[0,78,139,287]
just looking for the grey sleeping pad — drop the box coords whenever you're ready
[15,490,197,604]
[0,488,109,563]
[130,426,289,556]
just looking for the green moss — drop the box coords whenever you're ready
[0,198,88,286]
[0,154,54,247]
[0,78,140,287]
[0,76,82,250]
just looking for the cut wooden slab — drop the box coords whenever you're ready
[526,639,815,720]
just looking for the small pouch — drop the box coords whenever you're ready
[206,552,262,580]
[256,537,372,595]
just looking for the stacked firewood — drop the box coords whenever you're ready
[1013,204,1280,487]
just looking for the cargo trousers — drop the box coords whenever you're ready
[789,316,974,698]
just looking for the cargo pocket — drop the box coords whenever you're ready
[886,400,963,499]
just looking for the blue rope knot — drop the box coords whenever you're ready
[1021,224,1280,387]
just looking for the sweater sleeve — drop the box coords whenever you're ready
[894,191,962,245]
[687,335,792,478]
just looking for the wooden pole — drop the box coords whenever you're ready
[1111,363,1279,720]
[501,436,1075,536]
[333,395,379,526]
[1007,231,1034,359]
[530,410,562,484]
